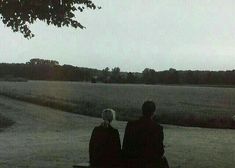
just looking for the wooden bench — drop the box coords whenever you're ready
[73,163,122,168]
[73,163,90,168]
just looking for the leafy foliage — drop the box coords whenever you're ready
[27,58,59,65]
[0,0,98,38]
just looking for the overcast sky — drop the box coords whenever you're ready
[1,0,235,72]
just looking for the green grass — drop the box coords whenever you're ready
[0,81,234,129]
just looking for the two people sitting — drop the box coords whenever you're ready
[89,101,169,168]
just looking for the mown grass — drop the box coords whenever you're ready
[0,81,234,129]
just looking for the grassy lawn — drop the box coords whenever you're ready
[0,81,234,128]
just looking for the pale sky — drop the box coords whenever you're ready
[1,0,235,72]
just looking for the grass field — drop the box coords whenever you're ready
[0,81,234,128]
[0,113,14,130]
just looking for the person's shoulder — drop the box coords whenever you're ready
[109,125,117,131]
[153,122,163,130]
[111,127,119,133]
[94,125,101,130]
[91,126,101,137]
[127,120,136,125]
[126,120,139,128]
[108,126,120,136]
[92,125,104,132]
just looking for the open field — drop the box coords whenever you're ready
[0,81,235,128]
[0,96,234,168]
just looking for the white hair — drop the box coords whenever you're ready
[232,115,235,121]
[101,109,116,122]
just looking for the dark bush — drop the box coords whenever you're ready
[0,114,14,129]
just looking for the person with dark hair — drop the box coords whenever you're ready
[142,100,156,117]
[122,101,168,168]
[89,109,121,168]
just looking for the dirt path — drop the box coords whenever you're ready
[0,96,234,168]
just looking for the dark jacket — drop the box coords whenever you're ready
[89,124,121,167]
[122,117,164,168]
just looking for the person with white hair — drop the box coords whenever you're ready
[89,109,121,168]
[101,108,116,126]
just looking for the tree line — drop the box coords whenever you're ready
[1,59,235,85]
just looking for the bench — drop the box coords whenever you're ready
[73,163,122,168]
[73,163,90,168]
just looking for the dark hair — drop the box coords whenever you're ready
[142,101,156,117]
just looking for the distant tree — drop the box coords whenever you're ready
[224,70,235,84]
[91,76,97,83]
[126,72,137,83]
[101,67,110,82]
[111,67,120,76]
[111,67,121,83]
[0,0,99,38]
[102,67,110,73]
[2,62,235,85]
[142,68,157,84]
[27,58,59,66]
[164,68,179,84]
[185,70,195,84]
